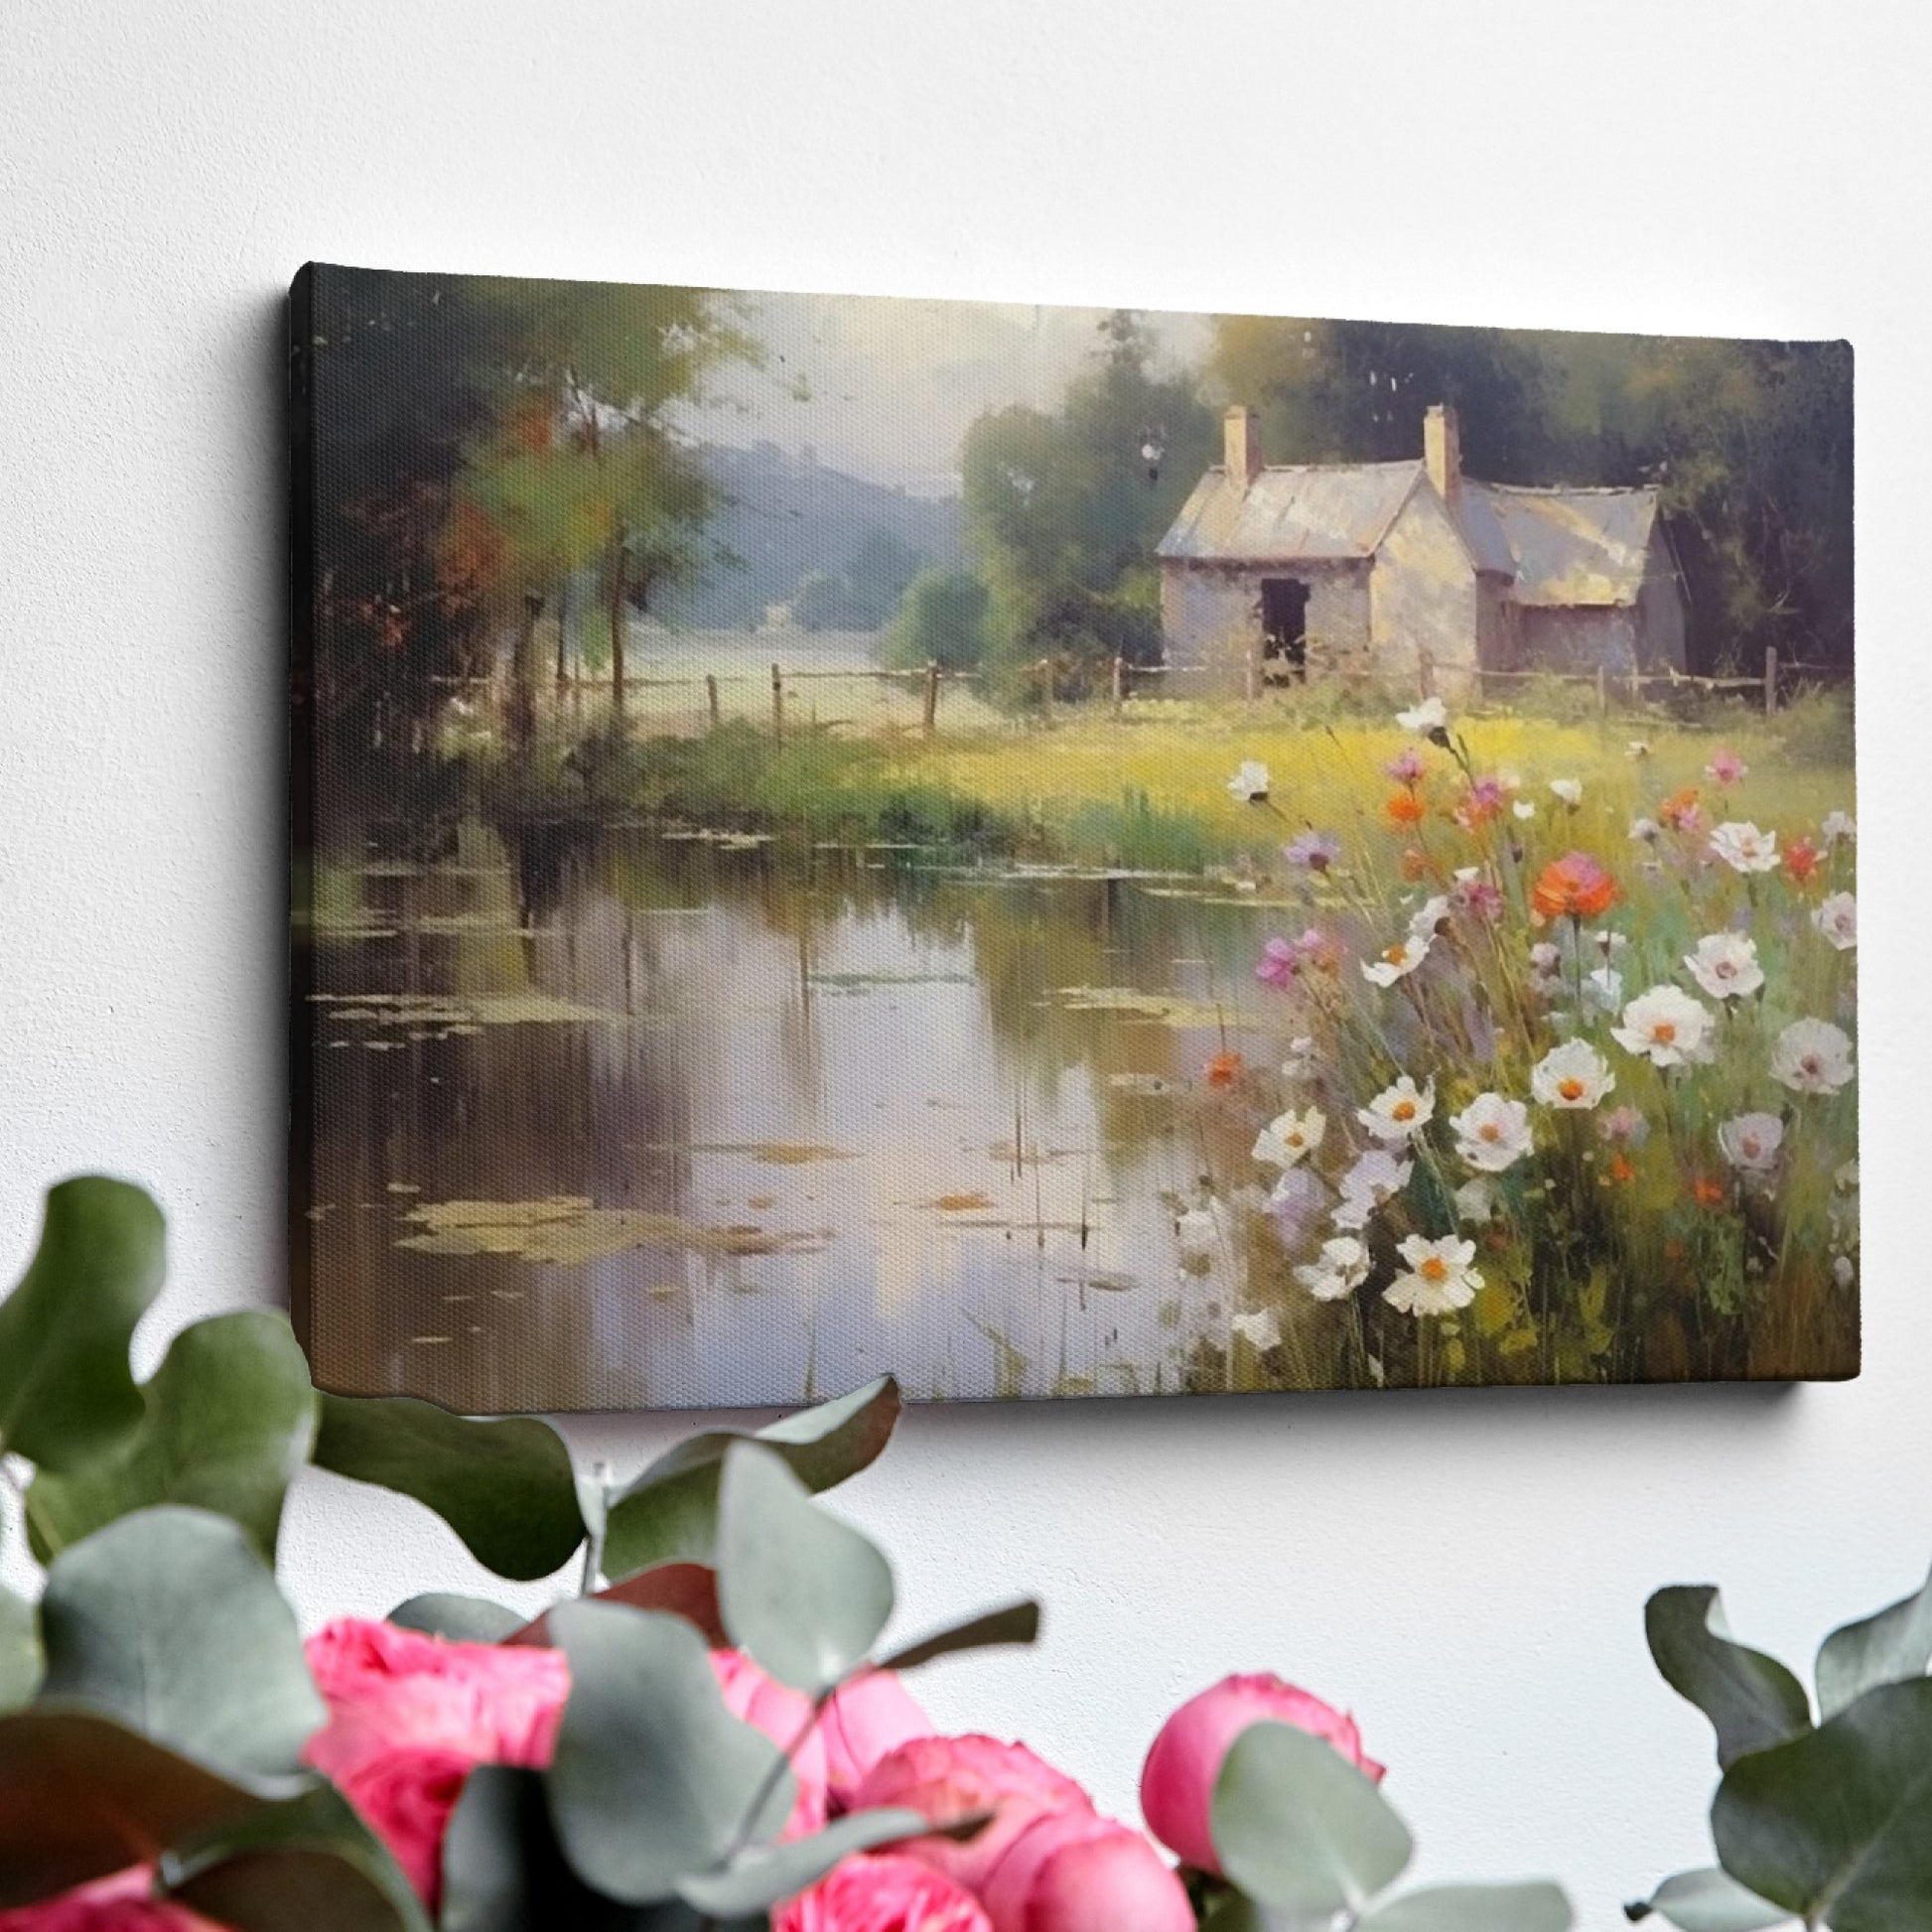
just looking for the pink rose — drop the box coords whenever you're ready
[334,1745,475,1905]
[775,1853,991,1931]
[0,1867,222,1930]
[850,1735,1092,1897]
[711,1648,830,1839]
[978,1812,1192,1932]
[1140,1673,1385,1875]
[819,1670,935,1812]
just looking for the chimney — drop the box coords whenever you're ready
[1424,404,1460,498]
[1223,406,1264,491]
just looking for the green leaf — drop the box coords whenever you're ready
[27,1311,318,1564]
[1644,1587,1812,1769]
[38,1505,324,1779]
[717,1443,894,1697]
[1360,1880,1573,1932]
[313,1392,585,1581]
[1816,1561,1932,1720]
[0,1585,40,1712]
[1198,1895,1269,1932]
[876,1599,1039,1673]
[161,1781,431,1932]
[0,1177,165,1471]
[1211,1720,1413,1917]
[603,1376,898,1580]
[1627,1867,1794,1930]
[388,1593,527,1643]
[508,1564,727,1650]
[676,1807,930,1917]
[1713,1677,1932,1932]
[0,1707,276,1909]
[544,1600,792,1905]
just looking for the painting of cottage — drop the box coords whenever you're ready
[1158,405,1688,697]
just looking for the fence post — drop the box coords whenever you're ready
[1037,657,1053,725]
[922,659,940,736]
[1418,648,1435,699]
[1596,663,1609,719]
[1763,645,1779,717]
[706,673,721,731]
[1112,654,1126,720]
[770,661,784,742]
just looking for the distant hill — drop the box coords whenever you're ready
[662,441,966,630]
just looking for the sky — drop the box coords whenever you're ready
[680,288,1212,496]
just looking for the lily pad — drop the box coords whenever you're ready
[397,1198,827,1265]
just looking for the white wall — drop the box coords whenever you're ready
[0,4,1918,1925]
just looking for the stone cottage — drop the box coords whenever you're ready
[1156,404,1688,696]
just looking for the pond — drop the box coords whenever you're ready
[298,818,1300,1412]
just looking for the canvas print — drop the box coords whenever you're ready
[291,264,1856,1412]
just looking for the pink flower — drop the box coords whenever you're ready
[1706,749,1748,785]
[851,1735,1092,1898]
[978,1812,1192,1932]
[1255,936,1301,989]
[712,1648,831,1839]
[820,1670,936,1813]
[335,1746,474,1904]
[0,1870,221,1931]
[1140,1674,1384,1876]
[775,1854,991,1932]
[1384,746,1427,786]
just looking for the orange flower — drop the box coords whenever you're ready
[1691,1175,1727,1208]
[1658,786,1701,832]
[1204,1051,1242,1089]
[1398,846,1431,882]
[1784,836,1822,885]
[1385,791,1427,827]
[1530,852,1619,921]
[1604,1154,1636,1186]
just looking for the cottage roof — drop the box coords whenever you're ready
[1156,460,1425,565]
[1467,483,1662,607]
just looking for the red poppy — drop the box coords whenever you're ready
[1691,1175,1727,1209]
[1204,1051,1242,1089]
[1784,836,1822,885]
[1385,791,1427,827]
[1531,852,1620,921]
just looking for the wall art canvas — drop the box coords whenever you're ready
[291,264,1857,1412]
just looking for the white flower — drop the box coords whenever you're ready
[1453,1177,1498,1223]
[1593,929,1630,959]
[1449,1093,1534,1172]
[1529,941,1563,980]
[1822,810,1857,848]
[1384,1234,1483,1316]
[1629,816,1662,843]
[1281,1036,1318,1080]
[1612,986,1717,1068]
[1358,1075,1436,1143]
[1771,1018,1856,1095]
[1253,1108,1326,1169]
[1718,1112,1785,1174]
[1684,932,1765,1001]
[1550,778,1583,807]
[1227,760,1271,803]
[1532,1039,1615,1109]
[1710,821,1780,874]
[1233,1307,1283,1349]
[1833,1254,1856,1288]
[1627,741,1653,759]
[1408,894,1453,938]
[1174,1205,1223,1257]
[1396,696,1449,734]
[1513,799,1538,821]
[1583,966,1625,1016]
[1293,1236,1371,1302]
[1332,1150,1414,1230]
[1361,932,1432,988]
[1812,892,1857,951]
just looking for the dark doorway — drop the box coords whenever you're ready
[1260,577,1310,678]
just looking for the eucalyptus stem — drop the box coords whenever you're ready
[578,1458,613,1597]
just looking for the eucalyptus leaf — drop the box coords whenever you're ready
[313,1393,584,1582]
[1360,1880,1572,1932]
[544,1600,792,1905]
[0,1584,40,1711]
[603,1376,898,1580]
[1712,1677,1932,1932]
[0,1176,165,1471]
[38,1505,324,1779]
[876,1599,1040,1673]
[676,1806,930,1917]
[1644,1587,1812,1769]
[717,1442,894,1697]
[1211,1720,1413,1917]
[1627,1866,1794,1930]
[387,1593,527,1643]
[1816,1560,1932,1721]
[0,1707,276,1908]
[508,1563,726,1650]
[1198,1895,1269,1932]
[27,1311,317,1564]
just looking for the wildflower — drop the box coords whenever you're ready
[1513,799,1537,821]
[1528,941,1564,981]
[1822,810,1857,848]
[1293,1236,1371,1303]
[1783,836,1822,885]
[1454,873,1505,921]
[1450,1093,1534,1173]
[1812,892,1857,951]
[1255,937,1301,989]
[1612,986,1717,1068]
[1455,776,1508,829]
[1658,787,1702,833]
[1385,745,1427,786]
[1710,821,1780,874]
[1397,696,1449,735]
[1627,741,1653,759]
[1385,790,1427,827]
[1232,1307,1283,1349]
[1332,1150,1414,1230]
[1383,1234,1483,1315]
[1592,929,1629,960]
[1604,1153,1637,1185]
[1629,816,1662,843]
[1361,933,1432,988]
[1771,1018,1856,1095]
[1583,966,1625,1015]
[1267,1167,1330,1249]
[1175,1205,1222,1258]
[1398,846,1431,882]
[1205,1051,1243,1089]
[1706,749,1748,785]
[1281,1036,1318,1080]
[1719,1113,1785,1176]
[1532,1039,1615,1110]
[1531,853,1620,921]
[1690,1175,1728,1209]
[1227,761,1271,803]
[1253,1108,1326,1169]
[1550,777,1584,808]
[1453,1177,1498,1223]
[1358,1075,1437,1143]
[1408,894,1452,939]
[1283,828,1341,873]
[1833,1255,1856,1288]
[1684,932,1765,1002]
[1596,1104,1650,1149]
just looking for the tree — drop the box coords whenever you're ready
[881,569,990,671]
